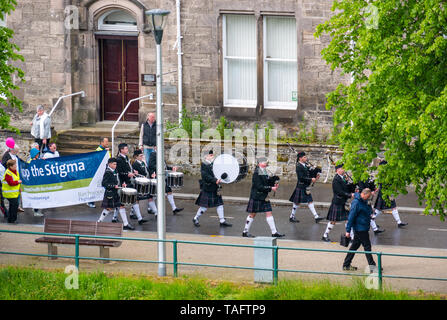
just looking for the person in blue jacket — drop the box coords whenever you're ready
[342,188,378,272]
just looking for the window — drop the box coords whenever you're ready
[98,10,138,32]
[223,14,257,108]
[222,14,297,110]
[263,16,297,109]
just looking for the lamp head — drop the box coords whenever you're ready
[145,9,170,44]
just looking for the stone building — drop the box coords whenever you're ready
[3,0,349,136]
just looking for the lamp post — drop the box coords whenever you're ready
[145,8,170,277]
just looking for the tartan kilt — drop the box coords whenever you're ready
[101,193,121,209]
[374,196,396,210]
[195,191,223,208]
[246,199,272,213]
[289,187,313,204]
[326,203,349,222]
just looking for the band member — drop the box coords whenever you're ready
[88,138,111,208]
[288,151,323,223]
[357,177,385,234]
[243,157,284,238]
[97,157,134,230]
[322,163,355,242]
[131,149,158,216]
[148,146,184,215]
[115,143,148,225]
[193,150,232,227]
[373,160,407,228]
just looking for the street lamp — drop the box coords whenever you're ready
[145,8,170,277]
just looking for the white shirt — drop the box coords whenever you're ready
[42,151,60,159]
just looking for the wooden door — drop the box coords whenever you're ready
[100,38,139,121]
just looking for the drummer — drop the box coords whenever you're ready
[97,157,134,230]
[116,143,148,225]
[131,149,158,216]
[148,146,184,215]
[193,150,232,228]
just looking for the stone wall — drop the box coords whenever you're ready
[5,0,349,136]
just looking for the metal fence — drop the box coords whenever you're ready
[1,229,446,290]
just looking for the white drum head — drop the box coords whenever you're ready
[212,154,239,184]
[135,177,150,184]
[122,187,137,195]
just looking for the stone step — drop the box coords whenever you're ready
[58,148,94,157]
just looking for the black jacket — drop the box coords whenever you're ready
[132,160,148,177]
[142,121,157,147]
[148,151,172,177]
[249,166,277,201]
[102,167,120,198]
[331,174,354,205]
[1,152,13,167]
[116,154,133,186]
[200,161,218,193]
[295,162,312,188]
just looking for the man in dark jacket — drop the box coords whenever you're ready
[193,150,231,227]
[288,151,323,223]
[139,112,157,165]
[148,147,184,215]
[242,157,284,238]
[342,188,378,272]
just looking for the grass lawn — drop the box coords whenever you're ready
[0,266,443,300]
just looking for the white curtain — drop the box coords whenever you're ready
[224,15,257,106]
[265,16,297,106]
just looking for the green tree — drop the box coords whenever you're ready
[315,0,447,220]
[0,0,25,133]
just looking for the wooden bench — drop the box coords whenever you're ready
[35,219,123,264]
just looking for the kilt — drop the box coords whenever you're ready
[195,191,223,208]
[374,196,396,210]
[326,203,349,222]
[246,199,272,213]
[289,187,313,204]
[101,193,121,209]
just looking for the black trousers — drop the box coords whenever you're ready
[343,230,376,267]
[35,138,49,153]
[5,197,19,223]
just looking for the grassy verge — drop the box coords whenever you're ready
[0,266,442,300]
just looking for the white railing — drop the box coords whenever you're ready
[48,91,86,117]
[111,94,154,156]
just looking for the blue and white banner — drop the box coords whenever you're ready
[19,150,110,209]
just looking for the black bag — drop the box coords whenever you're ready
[340,234,350,247]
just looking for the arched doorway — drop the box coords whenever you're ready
[98,9,139,121]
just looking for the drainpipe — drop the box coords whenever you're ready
[176,0,183,124]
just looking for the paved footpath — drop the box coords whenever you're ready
[0,178,446,295]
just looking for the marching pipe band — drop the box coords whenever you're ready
[95,142,406,240]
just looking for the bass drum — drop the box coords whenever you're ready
[212,152,248,184]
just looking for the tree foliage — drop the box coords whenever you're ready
[0,0,24,133]
[315,0,447,220]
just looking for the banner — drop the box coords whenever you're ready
[19,150,110,209]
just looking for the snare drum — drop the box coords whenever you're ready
[120,187,138,205]
[135,177,151,195]
[167,171,184,189]
[149,179,157,195]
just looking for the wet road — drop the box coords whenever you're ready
[8,195,446,250]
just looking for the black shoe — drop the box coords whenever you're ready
[242,232,255,238]
[123,224,135,230]
[173,208,184,215]
[111,217,119,223]
[147,209,154,214]
[398,222,408,228]
[289,216,300,223]
[220,220,232,227]
[315,217,324,223]
[374,228,385,234]
[192,218,200,227]
[272,232,285,238]
[343,265,358,271]
[129,214,138,220]
[322,235,331,242]
[138,219,148,225]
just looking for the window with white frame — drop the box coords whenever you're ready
[263,16,297,109]
[223,14,257,108]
